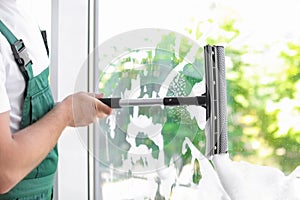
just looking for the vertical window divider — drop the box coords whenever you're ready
[88,0,102,199]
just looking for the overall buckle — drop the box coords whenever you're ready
[11,39,32,72]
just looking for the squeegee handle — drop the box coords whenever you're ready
[99,97,122,108]
[99,96,206,109]
[163,96,206,106]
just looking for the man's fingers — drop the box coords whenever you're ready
[94,93,104,99]
[95,99,112,118]
[93,93,112,118]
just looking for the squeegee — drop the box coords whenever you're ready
[98,45,228,157]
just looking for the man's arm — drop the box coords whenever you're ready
[0,92,112,194]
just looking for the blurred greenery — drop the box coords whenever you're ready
[186,18,300,173]
[98,18,300,175]
[192,159,202,184]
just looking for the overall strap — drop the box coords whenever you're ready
[41,30,49,56]
[0,20,34,81]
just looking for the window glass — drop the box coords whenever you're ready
[94,0,300,199]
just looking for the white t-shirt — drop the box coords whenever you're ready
[0,0,49,133]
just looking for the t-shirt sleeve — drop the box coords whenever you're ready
[0,53,11,113]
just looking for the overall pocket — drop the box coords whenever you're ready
[30,86,54,123]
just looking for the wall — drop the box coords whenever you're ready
[51,0,89,199]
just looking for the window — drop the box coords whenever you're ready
[89,0,300,199]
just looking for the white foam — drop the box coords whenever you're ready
[213,154,300,200]
[174,138,300,200]
[180,138,231,199]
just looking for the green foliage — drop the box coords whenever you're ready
[192,159,202,184]
[187,18,300,173]
[277,43,300,99]
[136,132,160,159]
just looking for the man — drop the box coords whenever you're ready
[0,0,112,199]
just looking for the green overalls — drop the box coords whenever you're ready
[0,20,58,200]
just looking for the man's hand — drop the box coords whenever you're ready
[62,92,112,127]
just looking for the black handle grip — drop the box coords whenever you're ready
[163,96,206,106]
[99,98,121,108]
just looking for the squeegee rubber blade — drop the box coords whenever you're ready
[215,46,228,154]
[204,45,228,157]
